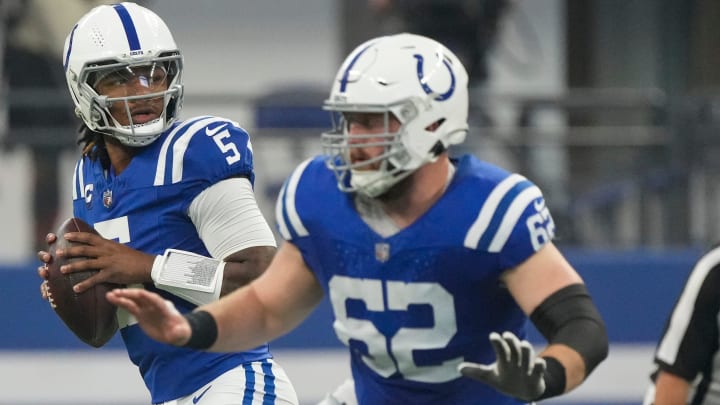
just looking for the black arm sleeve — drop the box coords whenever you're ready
[530,283,609,376]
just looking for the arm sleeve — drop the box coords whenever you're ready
[530,283,608,376]
[188,177,276,260]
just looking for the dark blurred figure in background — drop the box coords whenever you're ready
[1,0,114,251]
[340,0,511,87]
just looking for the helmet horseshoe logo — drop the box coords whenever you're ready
[414,54,455,101]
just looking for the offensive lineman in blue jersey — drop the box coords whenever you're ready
[35,3,298,404]
[108,33,609,404]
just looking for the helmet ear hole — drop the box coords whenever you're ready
[425,118,445,132]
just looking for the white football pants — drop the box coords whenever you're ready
[156,359,298,405]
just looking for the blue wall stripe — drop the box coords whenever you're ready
[2,248,702,350]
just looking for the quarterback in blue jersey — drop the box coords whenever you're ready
[36,3,298,404]
[107,33,609,404]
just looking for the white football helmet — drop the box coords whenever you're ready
[322,33,469,197]
[62,2,183,146]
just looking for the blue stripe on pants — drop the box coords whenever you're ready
[262,360,277,405]
[243,363,256,405]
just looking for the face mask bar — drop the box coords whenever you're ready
[91,63,169,92]
[81,53,181,90]
[76,53,183,145]
[322,110,404,165]
[321,104,412,195]
[91,86,181,134]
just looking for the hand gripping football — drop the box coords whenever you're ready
[45,217,119,347]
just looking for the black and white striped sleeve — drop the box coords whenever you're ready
[653,247,720,381]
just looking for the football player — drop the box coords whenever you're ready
[36,2,298,404]
[107,33,608,404]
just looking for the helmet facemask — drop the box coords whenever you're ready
[75,53,183,146]
[322,97,449,198]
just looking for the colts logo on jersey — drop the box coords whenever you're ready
[375,243,390,262]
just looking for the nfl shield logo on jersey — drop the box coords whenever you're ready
[102,189,113,208]
[375,243,390,262]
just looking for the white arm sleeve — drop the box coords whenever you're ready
[151,177,275,306]
[188,177,276,260]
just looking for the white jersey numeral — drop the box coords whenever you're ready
[93,216,130,242]
[526,198,555,251]
[329,275,461,383]
[211,129,241,165]
[91,216,142,328]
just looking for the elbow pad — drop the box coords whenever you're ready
[530,283,609,376]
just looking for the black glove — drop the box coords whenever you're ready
[458,331,546,401]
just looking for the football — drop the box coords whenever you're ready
[45,217,119,347]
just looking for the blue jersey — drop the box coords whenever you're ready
[71,116,272,403]
[276,155,556,404]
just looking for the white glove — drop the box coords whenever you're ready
[316,378,357,405]
[458,331,546,401]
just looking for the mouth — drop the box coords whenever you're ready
[130,107,160,124]
[350,157,381,171]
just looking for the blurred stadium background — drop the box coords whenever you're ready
[1,0,718,403]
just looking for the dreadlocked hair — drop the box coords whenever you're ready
[77,124,110,168]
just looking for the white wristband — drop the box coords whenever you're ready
[150,249,225,306]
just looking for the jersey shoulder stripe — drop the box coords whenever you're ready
[463,173,534,250]
[656,246,720,364]
[276,157,314,240]
[72,157,85,201]
[153,115,225,186]
[487,185,542,252]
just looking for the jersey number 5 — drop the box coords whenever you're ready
[329,275,462,383]
[93,216,141,328]
[211,128,241,165]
